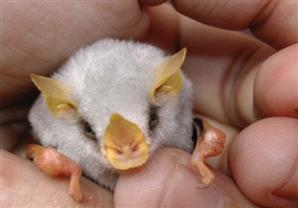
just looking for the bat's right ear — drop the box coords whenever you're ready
[149,48,187,103]
[31,74,78,120]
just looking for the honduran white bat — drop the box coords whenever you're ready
[27,39,225,202]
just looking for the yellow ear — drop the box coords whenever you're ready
[150,48,187,103]
[31,74,77,118]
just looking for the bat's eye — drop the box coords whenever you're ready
[82,120,96,139]
[149,105,159,130]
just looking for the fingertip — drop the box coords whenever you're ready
[229,117,298,207]
[115,148,256,207]
[114,148,175,207]
[255,44,298,118]
[142,3,179,52]
[115,148,224,207]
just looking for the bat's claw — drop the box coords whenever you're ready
[191,119,226,187]
[191,159,215,187]
[26,144,83,202]
[69,187,83,202]
[69,167,83,202]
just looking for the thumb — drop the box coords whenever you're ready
[114,148,258,207]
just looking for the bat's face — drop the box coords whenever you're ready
[29,40,193,175]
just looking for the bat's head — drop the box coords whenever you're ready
[29,39,193,175]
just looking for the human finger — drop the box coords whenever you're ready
[115,148,259,207]
[254,44,298,118]
[229,117,298,207]
[178,14,297,127]
[172,0,298,49]
[143,3,179,51]
[0,0,149,107]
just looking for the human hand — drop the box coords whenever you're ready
[1,0,297,207]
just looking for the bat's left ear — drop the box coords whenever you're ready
[31,74,78,120]
[150,48,187,103]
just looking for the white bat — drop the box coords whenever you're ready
[27,39,225,201]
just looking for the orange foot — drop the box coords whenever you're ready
[27,144,83,202]
[191,120,226,187]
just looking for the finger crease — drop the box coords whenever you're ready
[159,152,182,207]
[220,45,267,128]
[272,155,298,199]
[250,0,279,31]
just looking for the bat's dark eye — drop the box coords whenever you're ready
[149,105,159,130]
[81,120,96,139]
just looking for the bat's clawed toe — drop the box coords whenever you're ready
[69,186,83,202]
[191,120,226,187]
[26,144,84,202]
[69,167,83,202]
[191,159,215,187]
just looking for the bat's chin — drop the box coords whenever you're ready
[110,154,149,171]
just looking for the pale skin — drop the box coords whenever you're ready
[1,0,298,207]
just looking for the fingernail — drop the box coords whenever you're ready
[161,163,224,207]
[275,162,298,200]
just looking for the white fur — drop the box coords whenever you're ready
[29,39,193,190]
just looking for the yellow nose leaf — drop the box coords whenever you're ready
[103,113,149,170]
